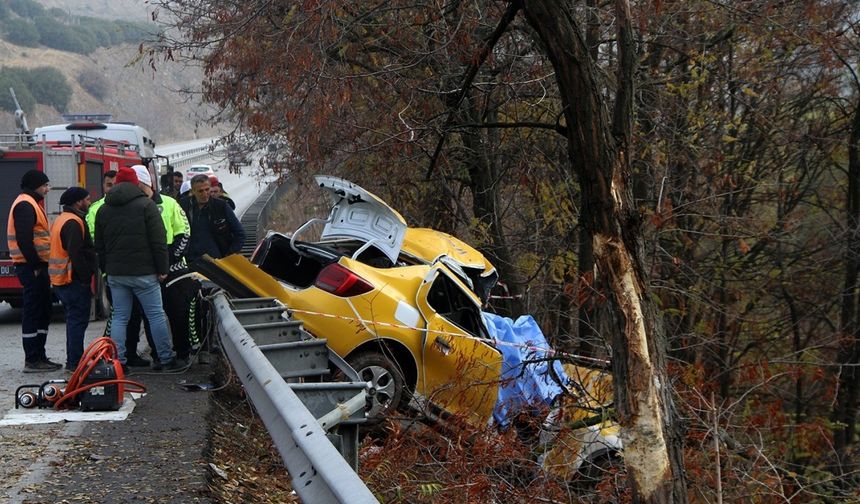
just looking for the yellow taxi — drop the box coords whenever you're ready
[198,175,621,475]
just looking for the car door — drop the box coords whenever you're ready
[414,266,502,427]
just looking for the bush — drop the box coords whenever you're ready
[6,20,40,47]
[8,0,44,19]
[27,67,71,112]
[0,66,72,113]
[77,68,108,100]
[0,69,35,113]
[35,17,95,54]
[4,20,40,47]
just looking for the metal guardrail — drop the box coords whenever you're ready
[160,142,224,170]
[212,293,379,504]
[238,178,291,256]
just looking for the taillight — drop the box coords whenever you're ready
[315,263,374,297]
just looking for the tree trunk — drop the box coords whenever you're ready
[459,93,524,316]
[834,92,860,454]
[522,1,687,502]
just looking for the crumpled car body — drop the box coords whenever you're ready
[197,174,621,475]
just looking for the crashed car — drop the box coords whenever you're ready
[198,175,621,474]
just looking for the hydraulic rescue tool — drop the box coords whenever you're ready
[15,337,146,411]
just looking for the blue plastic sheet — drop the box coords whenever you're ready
[482,312,569,427]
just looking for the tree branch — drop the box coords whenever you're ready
[423,0,523,180]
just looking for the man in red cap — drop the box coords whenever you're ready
[208,176,236,210]
[49,187,96,371]
[94,166,178,372]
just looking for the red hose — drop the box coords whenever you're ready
[54,337,147,410]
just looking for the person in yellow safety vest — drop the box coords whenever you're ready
[123,164,197,367]
[7,170,61,372]
[85,170,117,339]
[85,170,117,240]
[49,187,97,371]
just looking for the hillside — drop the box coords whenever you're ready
[0,6,222,145]
[36,0,151,21]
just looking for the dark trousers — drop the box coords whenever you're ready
[54,281,91,368]
[163,277,199,359]
[15,263,52,363]
[126,279,199,361]
[127,297,157,360]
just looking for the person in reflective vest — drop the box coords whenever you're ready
[7,170,60,372]
[49,187,96,371]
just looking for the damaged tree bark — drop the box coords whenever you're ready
[521,1,688,502]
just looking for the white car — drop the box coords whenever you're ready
[186,164,215,180]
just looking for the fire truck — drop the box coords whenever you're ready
[0,97,158,310]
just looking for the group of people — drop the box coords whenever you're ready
[8,165,246,374]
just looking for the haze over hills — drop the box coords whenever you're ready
[0,0,223,146]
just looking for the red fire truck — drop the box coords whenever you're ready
[0,132,155,308]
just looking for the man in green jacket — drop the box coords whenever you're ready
[85,170,116,236]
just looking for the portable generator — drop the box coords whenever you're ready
[78,359,124,411]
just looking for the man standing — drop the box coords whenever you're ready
[159,169,183,200]
[125,164,195,365]
[7,170,61,372]
[94,166,177,371]
[86,170,118,340]
[85,170,116,233]
[208,177,236,210]
[49,187,96,371]
[181,174,245,262]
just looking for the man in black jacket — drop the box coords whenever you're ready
[49,187,96,371]
[181,174,245,262]
[94,167,178,371]
[7,170,61,372]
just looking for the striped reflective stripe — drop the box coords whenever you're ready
[37,329,47,335]
[22,332,38,339]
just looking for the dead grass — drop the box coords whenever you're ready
[205,375,297,504]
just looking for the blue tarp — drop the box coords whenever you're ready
[482,312,569,427]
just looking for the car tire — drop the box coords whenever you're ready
[348,351,406,423]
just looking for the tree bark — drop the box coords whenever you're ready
[834,91,860,454]
[522,1,688,502]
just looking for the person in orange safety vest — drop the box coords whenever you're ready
[49,187,96,371]
[7,170,60,372]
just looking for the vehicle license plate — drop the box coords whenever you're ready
[0,265,13,276]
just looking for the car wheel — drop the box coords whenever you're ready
[348,351,406,423]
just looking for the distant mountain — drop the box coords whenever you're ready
[0,1,222,145]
